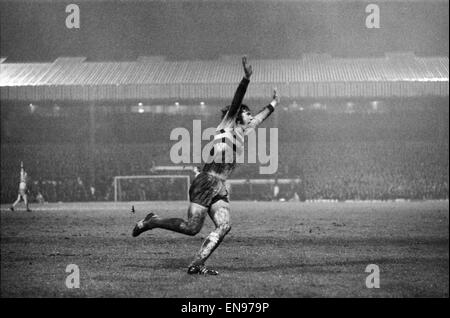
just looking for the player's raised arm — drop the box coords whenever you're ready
[245,87,280,132]
[219,56,253,126]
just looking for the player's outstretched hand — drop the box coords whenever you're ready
[242,56,253,79]
[272,87,280,105]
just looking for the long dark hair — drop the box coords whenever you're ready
[221,104,250,125]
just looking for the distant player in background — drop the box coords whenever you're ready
[132,56,280,275]
[10,162,32,212]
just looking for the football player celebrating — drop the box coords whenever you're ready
[132,56,280,275]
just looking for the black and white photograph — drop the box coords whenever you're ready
[0,0,448,300]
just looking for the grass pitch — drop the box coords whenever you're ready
[1,200,448,297]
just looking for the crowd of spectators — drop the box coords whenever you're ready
[2,101,448,202]
[1,140,448,203]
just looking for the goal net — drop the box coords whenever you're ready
[114,174,190,202]
[114,165,303,202]
[227,178,303,201]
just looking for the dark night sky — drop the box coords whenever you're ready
[0,0,448,62]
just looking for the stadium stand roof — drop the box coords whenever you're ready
[0,53,448,101]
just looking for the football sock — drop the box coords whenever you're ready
[189,225,230,267]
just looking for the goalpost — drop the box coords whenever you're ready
[113,165,300,202]
[114,174,191,202]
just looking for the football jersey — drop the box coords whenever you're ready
[19,169,27,191]
[202,76,276,179]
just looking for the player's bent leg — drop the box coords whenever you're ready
[132,202,207,237]
[10,195,21,211]
[24,194,31,212]
[188,200,231,275]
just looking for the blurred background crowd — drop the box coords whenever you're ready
[2,99,448,203]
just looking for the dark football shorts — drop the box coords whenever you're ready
[189,172,229,208]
